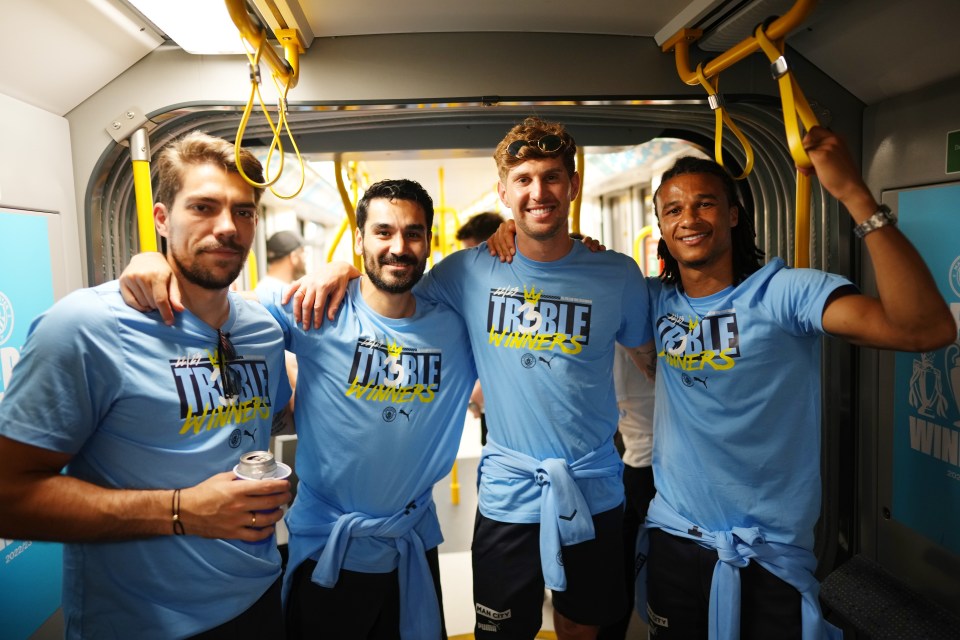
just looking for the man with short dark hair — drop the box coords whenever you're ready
[273,179,476,639]
[0,131,292,639]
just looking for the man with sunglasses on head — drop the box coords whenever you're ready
[0,132,292,640]
[489,126,956,639]
[287,117,655,640]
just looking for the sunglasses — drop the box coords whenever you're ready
[216,329,241,401]
[506,134,565,158]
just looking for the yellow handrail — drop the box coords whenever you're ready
[224,0,299,89]
[693,63,754,180]
[661,0,819,268]
[570,146,585,236]
[246,249,259,289]
[752,22,820,268]
[131,128,157,252]
[333,157,363,270]
[633,225,653,266]
[660,0,818,85]
[225,0,306,199]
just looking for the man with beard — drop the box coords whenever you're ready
[120,178,477,640]
[0,131,292,639]
[289,118,655,640]
[272,178,476,640]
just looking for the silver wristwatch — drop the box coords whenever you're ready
[853,204,897,238]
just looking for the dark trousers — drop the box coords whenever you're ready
[597,464,656,640]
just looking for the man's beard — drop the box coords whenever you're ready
[364,252,426,294]
[171,242,247,290]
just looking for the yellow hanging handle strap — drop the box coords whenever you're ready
[694,64,754,180]
[754,23,820,268]
[753,24,819,169]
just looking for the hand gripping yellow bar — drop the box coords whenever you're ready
[694,63,755,180]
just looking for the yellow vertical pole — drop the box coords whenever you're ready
[333,157,362,270]
[795,172,811,268]
[570,147,585,236]
[450,460,460,505]
[436,166,447,263]
[131,128,157,252]
[247,250,259,289]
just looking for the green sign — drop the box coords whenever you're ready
[947,129,960,174]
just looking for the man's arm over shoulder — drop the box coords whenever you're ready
[415,248,472,310]
[616,254,654,348]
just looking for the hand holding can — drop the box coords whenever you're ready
[233,451,292,543]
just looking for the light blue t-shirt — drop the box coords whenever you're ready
[416,242,652,522]
[261,279,476,573]
[0,282,290,640]
[648,258,852,550]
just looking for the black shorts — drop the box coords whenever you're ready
[285,547,446,640]
[646,528,802,639]
[472,506,626,638]
[187,577,283,640]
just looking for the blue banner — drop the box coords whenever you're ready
[0,209,62,639]
[892,184,960,554]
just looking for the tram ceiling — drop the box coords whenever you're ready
[3,0,960,115]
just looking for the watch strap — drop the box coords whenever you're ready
[854,204,896,238]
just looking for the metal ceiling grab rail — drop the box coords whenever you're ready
[660,0,819,267]
[225,0,300,90]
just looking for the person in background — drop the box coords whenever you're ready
[256,229,307,427]
[0,131,292,640]
[456,211,505,249]
[598,344,655,640]
[258,229,307,294]
[455,211,505,444]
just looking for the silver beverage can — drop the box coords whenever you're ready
[233,450,292,481]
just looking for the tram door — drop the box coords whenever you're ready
[600,187,645,259]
